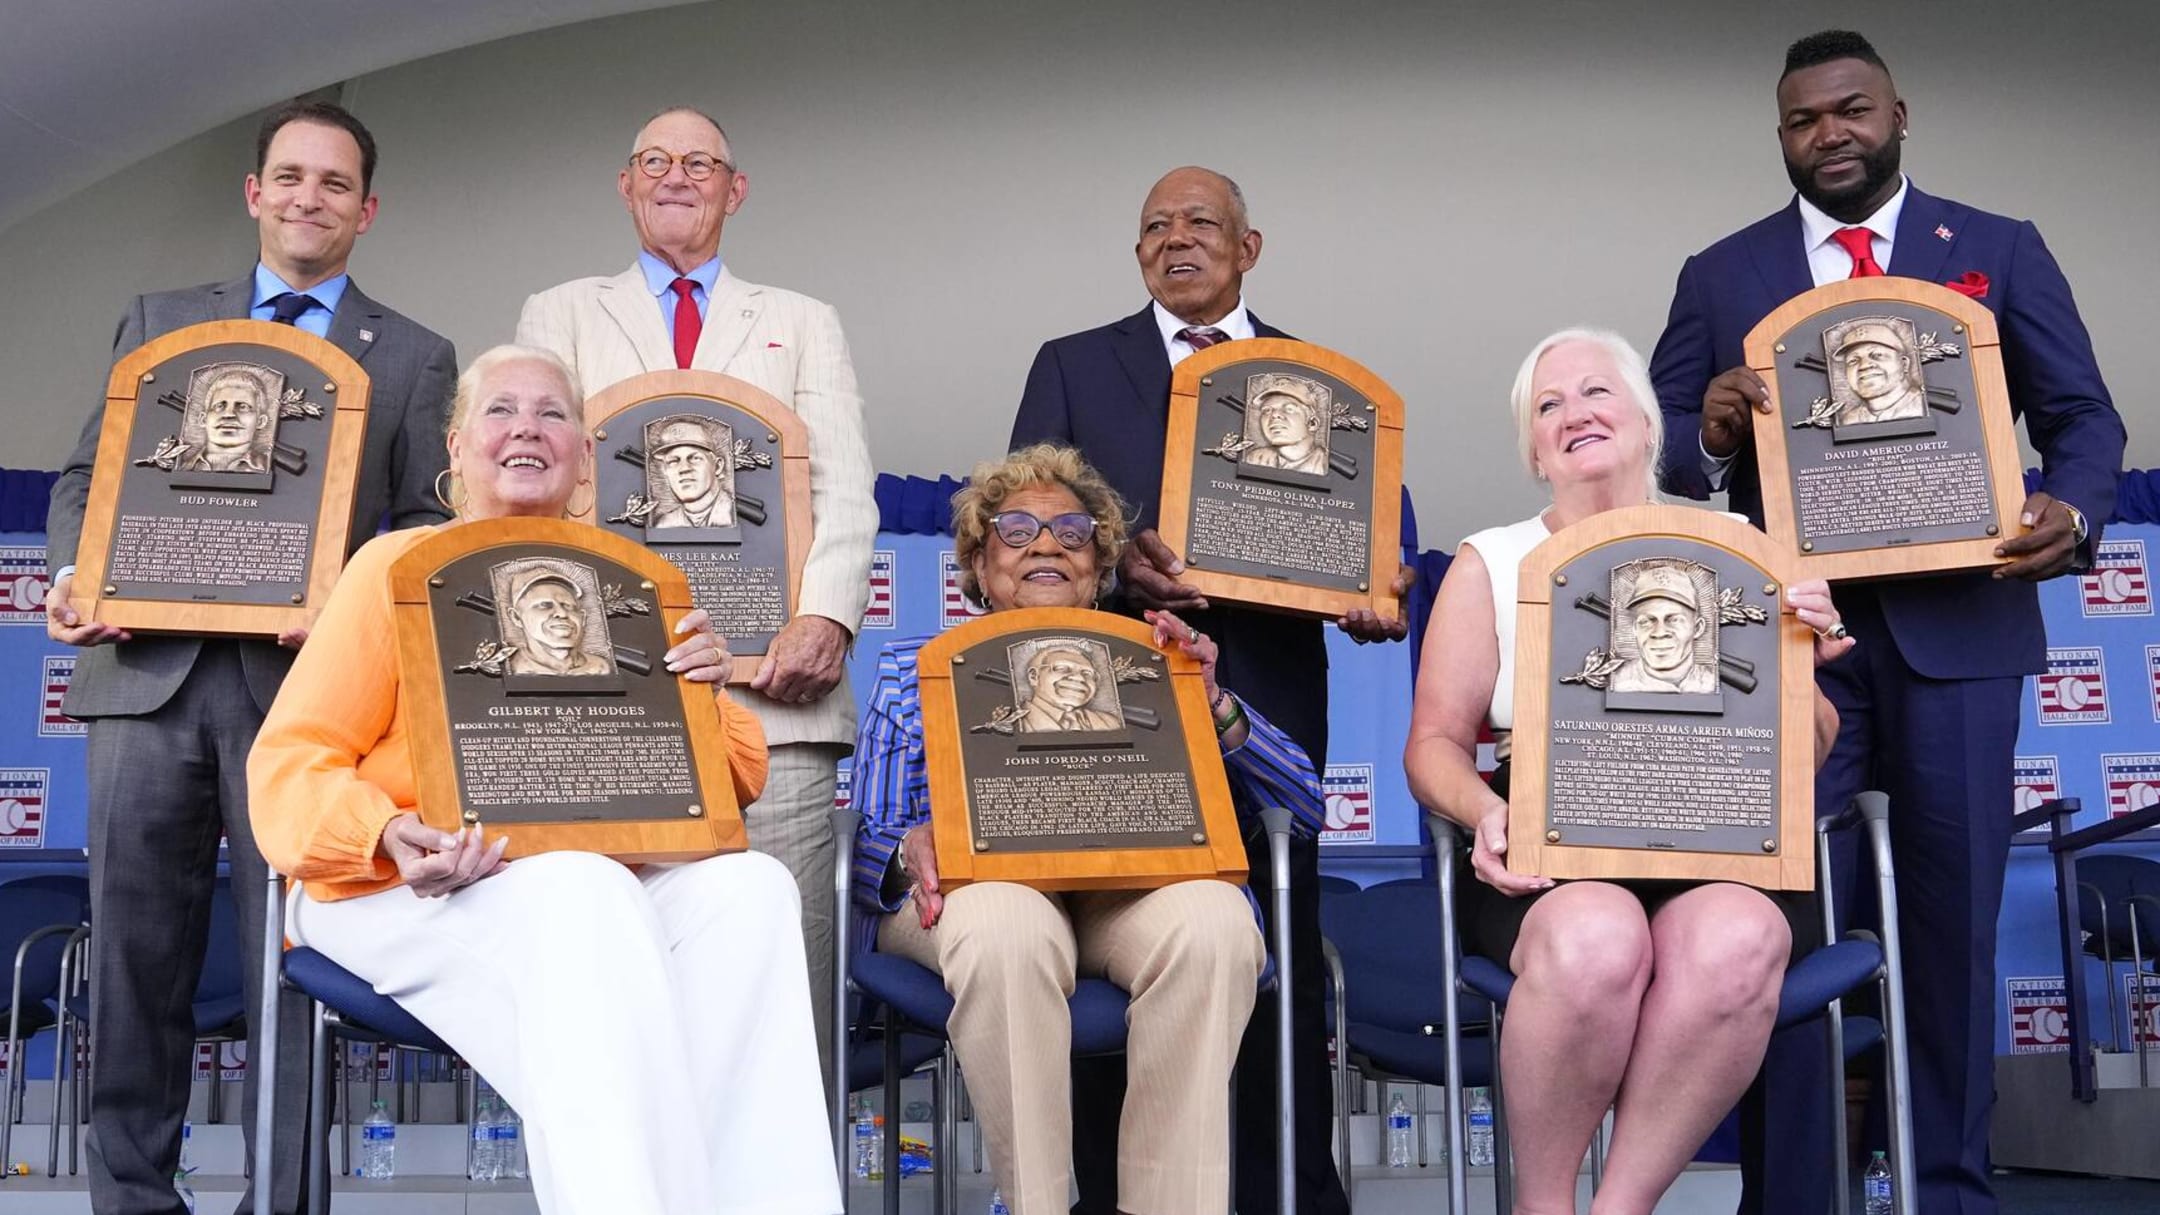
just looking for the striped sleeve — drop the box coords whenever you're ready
[1220,695,1326,839]
[850,638,932,913]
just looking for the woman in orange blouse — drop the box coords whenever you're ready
[247,345,839,1215]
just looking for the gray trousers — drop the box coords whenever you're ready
[83,643,309,1215]
[740,741,842,1113]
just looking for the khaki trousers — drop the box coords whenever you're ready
[879,879,1262,1215]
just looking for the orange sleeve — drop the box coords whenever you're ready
[715,690,770,808]
[246,531,426,886]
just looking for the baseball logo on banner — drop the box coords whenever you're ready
[2101,753,2160,819]
[2007,976,2070,1054]
[193,1041,247,1081]
[0,768,48,848]
[862,550,897,630]
[40,655,83,737]
[0,547,49,624]
[2127,972,2160,1047]
[1322,763,1375,843]
[2012,755,2060,825]
[2036,647,2109,725]
[834,761,853,812]
[938,550,988,629]
[2146,645,2160,723]
[2079,540,2152,617]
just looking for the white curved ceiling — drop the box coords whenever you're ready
[0,0,699,232]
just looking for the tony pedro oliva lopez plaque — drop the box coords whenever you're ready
[920,608,1249,893]
[1508,507,1815,889]
[392,517,745,863]
[577,370,812,684]
[1161,339,1405,620]
[1748,278,2025,582]
[70,320,369,637]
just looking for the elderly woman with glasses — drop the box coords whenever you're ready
[850,443,1323,1215]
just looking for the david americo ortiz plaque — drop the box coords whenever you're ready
[1159,339,1405,621]
[1507,506,1815,889]
[392,517,746,863]
[580,370,812,684]
[69,320,370,638]
[1747,278,2026,583]
[918,607,1251,893]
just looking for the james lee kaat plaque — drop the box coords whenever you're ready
[1508,506,1815,889]
[580,370,811,683]
[68,320,370,638]
[1747,278,2025,582]
[1159,339,1405,621]
[919,608,1249,893]
[392,517,746,863]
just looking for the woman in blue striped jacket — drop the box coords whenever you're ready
[850,443,1323,1215]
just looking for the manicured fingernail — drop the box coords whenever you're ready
[1168,560,1185,574]
[2020,512,2035,526]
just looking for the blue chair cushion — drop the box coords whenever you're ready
[1774,939,1882,1030]
[283,947,454,1055]
[844,1032,947,1092]
[852,952,1132,1057]
[192,995,247,1037]
[1461,956,1515,1006]
[1346,1020,1495,1089]
[1841,1014,1885,1060]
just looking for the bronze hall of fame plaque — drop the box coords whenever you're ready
[919,608,1249,893]
[1507,506,1815,889]
[1747,278,2025,583]
[391,517,746,864]
[69,320,369,638]
[580,370,812,684]
[1160,339,1405,621]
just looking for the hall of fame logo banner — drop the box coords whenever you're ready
[938,550,989,629]
[0,768,48,848]
[41,655,83,737]
[1322,763,1375,843]
[2126,972,2160,1047]
[2012,756,2060,827]
[0,547,50,624]
[2036,647,2108,725]
[2007,976,2070,1054]
[834,762,853,812]
[2101,753,2160,819]
[862,550,897,630]
[2079,540,2151,617]
[2147,645,2160,723]
[193,1041,247,1081]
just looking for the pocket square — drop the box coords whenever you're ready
[766,340,786,349]
[1945,271,1989,299]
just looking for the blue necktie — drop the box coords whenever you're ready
[267,292,320,325]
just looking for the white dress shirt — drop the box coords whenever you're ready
[1152,296,1256,367]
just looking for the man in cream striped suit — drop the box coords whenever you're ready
[517,106,876,1103]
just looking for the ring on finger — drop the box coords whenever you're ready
[1815,622,1849,641]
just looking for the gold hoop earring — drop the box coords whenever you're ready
[566,477,595,519]
[434,469,467,516]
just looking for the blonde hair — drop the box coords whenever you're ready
[446,345,582,439]
[1508,326,1663,503]
[951,444,1129,605]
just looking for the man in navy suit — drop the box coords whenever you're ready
[1650,31,2126,1215]
[1013,166,1403,1215]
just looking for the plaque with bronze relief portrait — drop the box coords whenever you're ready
[1159,339,1405,621]
[919,607,1249,893]
[578,370,812,683]
[1747,278,2025,582]
[391,517,746,863]
[1507,506,1815,889]
[67,320,370,637]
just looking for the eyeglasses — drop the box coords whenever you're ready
[989,511,1098,550]
[628,148,734,182]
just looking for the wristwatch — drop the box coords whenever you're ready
[2062,501,2090,547]
[895,845,912,879]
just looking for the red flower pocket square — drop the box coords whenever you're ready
[1945,271,1990,299]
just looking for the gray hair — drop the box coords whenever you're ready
[637,106,736,169]
[1508,327,1663,503]
[447,345,583,440]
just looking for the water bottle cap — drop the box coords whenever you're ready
[1871,1150,1886,1160]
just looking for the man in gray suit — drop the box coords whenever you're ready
[44,100,455,1215]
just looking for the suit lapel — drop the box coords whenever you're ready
[325,280,385,365]
[597,264,677,373]
[1110,305,1171,416]
[1744,201,1814,303]
[1886,184,1955,285]
[206,274,255,322]
[693,268,761,371]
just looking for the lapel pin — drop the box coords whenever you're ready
[358,328,376,343]
[1934,224,1954,242]
[741,309,753,319]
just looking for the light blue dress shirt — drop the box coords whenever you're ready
[249,264,349,339]
[637,251,722,325]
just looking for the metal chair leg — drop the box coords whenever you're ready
[253,873,285,1215]
[1261,807,1297,1215]
[1323,936,1351,1208]
[308,1008,331,1214]
[1429,814,1471,1215]
[882,1017,902,1215]
[1415,1080,1428,1167]
[1490,1005,1514,1215]
[1856,793,1916,1215]
[1587,1108,1607,1192]
[830,806,858,1188]
[938,1046,960,1215]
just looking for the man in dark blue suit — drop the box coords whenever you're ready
[1013,166,1403,1215]
[1651,31,2126,1215]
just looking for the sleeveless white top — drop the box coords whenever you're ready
[1457,515,1552,740]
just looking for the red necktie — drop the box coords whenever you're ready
[1830,227,1884,278]
[669,278,702,369]
[1177,326,1229,350]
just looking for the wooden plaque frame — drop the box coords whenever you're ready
[920,608,1250,892]
[577,370,813,683]
[1747,278,2025,582]
[1160,339,1405,620]
[70,320,370,637]
[391,517,746,863]
[1507,506,1815,888]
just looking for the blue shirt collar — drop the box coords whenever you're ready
[638,251,722,299]
[251,264,349,316]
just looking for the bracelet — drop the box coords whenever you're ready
[1213,692,1245,737]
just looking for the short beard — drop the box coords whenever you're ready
[1785,138,1901,220]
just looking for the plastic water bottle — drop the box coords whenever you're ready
[173,1120,197,1213]
[1863,1150,1892,1215]
[852,1094,882,1180]
[1467,1087,1495,1167]
[495,1097,527,1180]
[1385,1092,1415,1167]
[469,1092,498,1181]
[988,1186,1010,1214]
[357,1100,396,1179]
